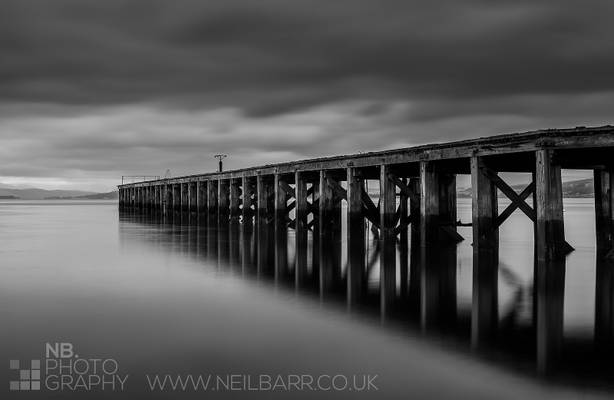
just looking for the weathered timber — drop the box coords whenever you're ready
[295,171,309,287]
[380,165,397,318]
[347,167,366,307]
[594,169,614,257]
[229,178,241,220]
[471,156,499,348]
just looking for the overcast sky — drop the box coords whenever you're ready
[1,0,613,191]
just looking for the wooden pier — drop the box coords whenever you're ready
[118,125,614,373]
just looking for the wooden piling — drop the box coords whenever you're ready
[535,149,569,261]
[380,165,397,318]
[595,257,614,350]
[295,171,309,287]
[535,149,568,374]
[347,167,365,306]
[318,171,339,298]
[173,184,181,212]
[274,174,289,283]
[594,169,614,257]
[230,178,241,220]
[208,180,218,216]
[470,156,499,347]
[243,176,254,225]
[218,179,230,220]
[197,181,207,214]
[311,178,320,284]
[256,175,273,224]
[535,257,566,375]
[189,182,197,213]
[180,183,188,213]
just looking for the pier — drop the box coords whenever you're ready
[118,125,614,374]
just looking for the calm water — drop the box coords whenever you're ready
[0,199,612,399]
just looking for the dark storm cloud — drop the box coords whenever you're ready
[2,0,614,116]
[1,0,614,190]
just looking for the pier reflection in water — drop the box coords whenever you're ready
[119,199,614,389]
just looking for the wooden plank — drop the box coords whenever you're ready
[119,127,614,189]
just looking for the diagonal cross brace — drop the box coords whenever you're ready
[495,182,535,227]
[481,167,536,223]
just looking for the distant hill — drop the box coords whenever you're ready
[44,191,119,200]
[458,178,593,198]
[0,187,95,200]
[0,186,118,200]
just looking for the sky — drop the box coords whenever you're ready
[1,0,613,191]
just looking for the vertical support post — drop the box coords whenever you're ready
[274,174,288,282]
[420,162,439,246]
[535,148,567,375]
[420,161,439,329]
[595,258,614,350]
[163,184,170,215]
[398,178,409,300]
[157,186,162,212]
[380,165,397,318]
[319,171,342,299]
[180,183,188,213]
[198,181,208,214]
[347,167,365,307]
[218,179,230,221]
[256,176,272,224]
[230,178,241,220]
[189,182,197,213]
[145,186,150,210]
[535,149,567,261]
[470,156,499,348]
[173,184,181,212]
[420,162,458,330]
[295,171,309,288]
[311,178,320,285]
[208,180,218,215]
[594,169,614,257]
[409,177,422,313]
[242,176,253,225]
[256,175,273,276]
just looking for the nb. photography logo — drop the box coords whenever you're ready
[8,342,128,392]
